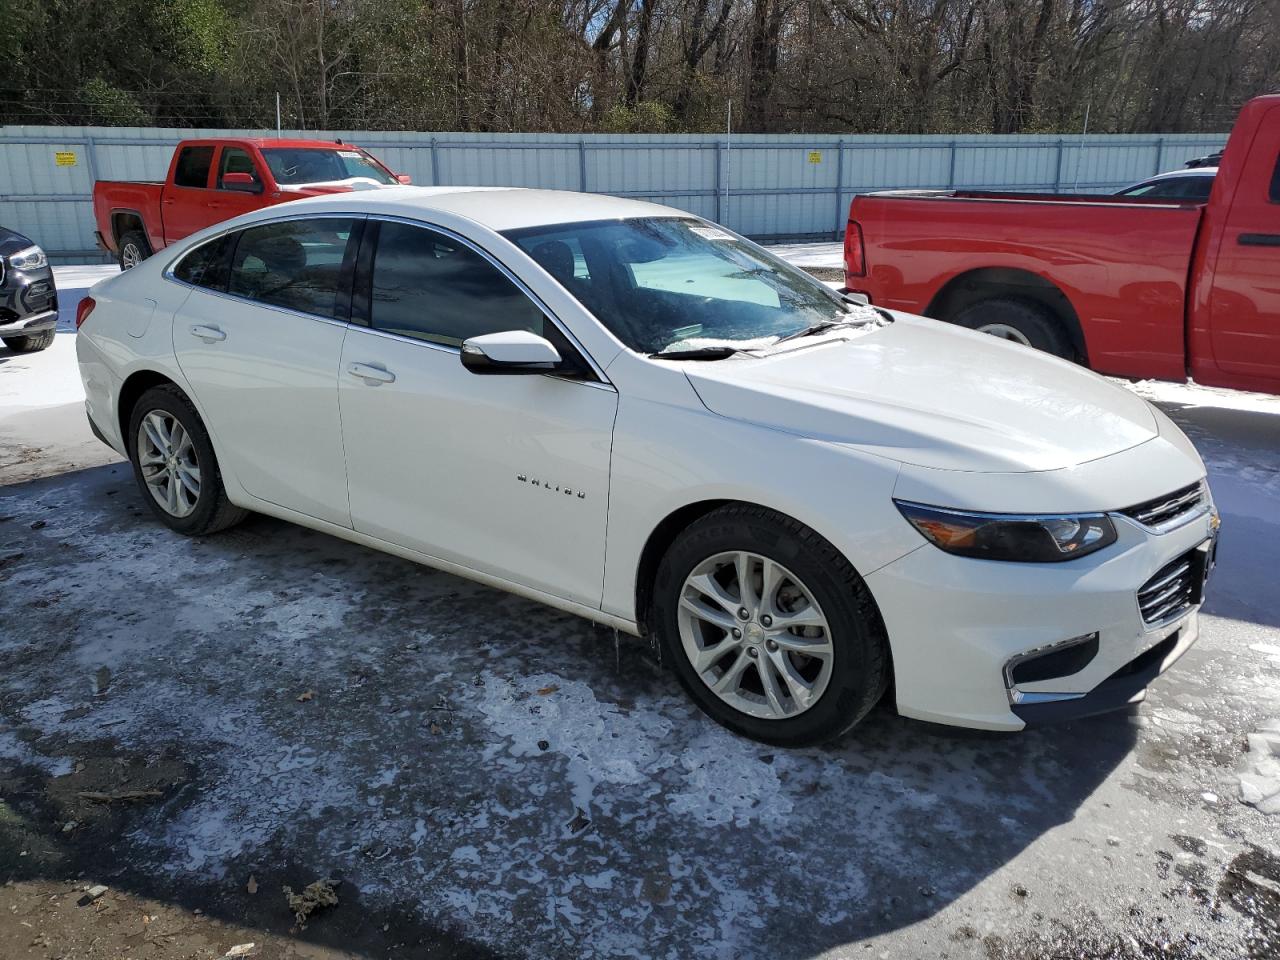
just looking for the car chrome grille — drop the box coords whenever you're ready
[1137,549,1205,625]
[1121,482,1205,530]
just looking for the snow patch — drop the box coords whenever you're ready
[1238,720,1280,816]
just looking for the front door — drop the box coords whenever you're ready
[1204,104,1280,388]
[206,145,269,229]
[339,220,617,606]
[173,215,359,526]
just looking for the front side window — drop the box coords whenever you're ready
[506,217,852,354]
[172,234,233,290]
[261,148,397,186]
[218,147,260,189]
[369,221,546,347]
[173,146,214,189]
[228,218,355,318]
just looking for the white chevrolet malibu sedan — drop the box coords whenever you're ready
[76,188,1219,745]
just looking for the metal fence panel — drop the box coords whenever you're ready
[0,125,1228,262]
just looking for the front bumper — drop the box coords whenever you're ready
[0,308,57,337]
[866,492,1218,731]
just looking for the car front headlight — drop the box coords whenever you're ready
[8,245,48,271]
[894,500,1117,563]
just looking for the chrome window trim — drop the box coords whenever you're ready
[162,210,615,391]
[363,214,613,387]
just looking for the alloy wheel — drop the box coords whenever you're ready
[137,411,201,518]
[976,322,1032,346]
[676,551,835,721]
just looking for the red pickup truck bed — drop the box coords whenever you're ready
[845,95,1280,395]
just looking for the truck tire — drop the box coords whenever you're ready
[118,230,151,270]
[2,330,55,353]
[952,297,1071,359]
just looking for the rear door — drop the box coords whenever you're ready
[162,144,218,244]
[1204,104,1280,384]
[172,214,359,526]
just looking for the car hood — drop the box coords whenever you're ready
[682,314,1159,473]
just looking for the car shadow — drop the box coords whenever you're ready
[1,460,1142,958]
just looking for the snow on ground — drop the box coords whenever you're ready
[1,255,1279,958]
[766,240,844,270]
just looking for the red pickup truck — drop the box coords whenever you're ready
[844,94,1280,395]
[93,138,409,269]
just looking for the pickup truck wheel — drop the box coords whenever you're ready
[654,504,890,746]
[2,330,55,353]
[118,230,150,270]
[952,297,1071,358]
[127,385,247,536]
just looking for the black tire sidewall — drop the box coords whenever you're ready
[2,331,54,352]
[953,297,1070,357]
[654,508,886,746]
[127,386,225,535]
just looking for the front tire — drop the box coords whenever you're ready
[127,384,247,536]
[2,330,55,353]
[654,504,890,746]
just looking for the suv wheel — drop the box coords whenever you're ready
[2,330,55,353]
[127,384,247,535]
[654,504,890,746]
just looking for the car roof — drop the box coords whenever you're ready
[1145,167,1218,181]
[182,138,366,150]
[236,186,690,232]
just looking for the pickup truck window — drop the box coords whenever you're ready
[227,218,356,319]
[174,146,215,189]
[217,148,259,190]
[261,148,396,187]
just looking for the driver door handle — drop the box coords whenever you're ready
[189,324,226,343]
[347,362,396,385]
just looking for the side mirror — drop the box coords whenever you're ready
[461,331,561,375]
[223,172,262,194]
[396,173,412,185]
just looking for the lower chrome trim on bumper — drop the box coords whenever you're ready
[0,309,57,335]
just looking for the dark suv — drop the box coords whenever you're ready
[1,226,58,353]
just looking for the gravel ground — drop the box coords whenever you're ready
[0,264,1278,959]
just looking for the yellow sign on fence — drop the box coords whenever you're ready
[807,150,822,164]
[54,151,78,167]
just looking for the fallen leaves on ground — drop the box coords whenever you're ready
[283,879,338,927]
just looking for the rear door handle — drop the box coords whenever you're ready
[347,362,396,385]
[1238,233,1280,247]
[189,324,226,343]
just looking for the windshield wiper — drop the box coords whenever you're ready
[648,345,743,361]
[773,318,862,344]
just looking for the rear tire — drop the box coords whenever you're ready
[127,384,247,536]
[2,330,55,353]
[952,296,1071,358]
[118,230,150,270]
[653,504,890,746]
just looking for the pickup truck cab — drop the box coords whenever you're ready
[93,138,409,269]
[845,94,1280,394]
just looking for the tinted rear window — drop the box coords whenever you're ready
[227,218,356,318]
[173,146,214,189]
[172,234,233,290]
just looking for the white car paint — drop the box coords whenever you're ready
[76,187,1216,733]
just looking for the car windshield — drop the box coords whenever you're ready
[261,148,397,186]
[504,217,862,355]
